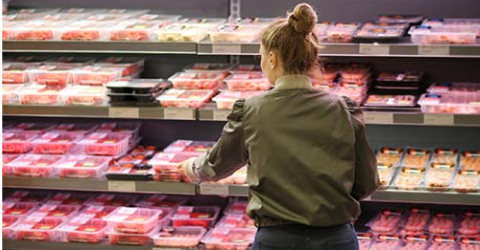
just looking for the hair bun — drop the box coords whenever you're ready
[288,3,317,34]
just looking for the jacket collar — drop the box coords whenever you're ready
[274,75,313,90]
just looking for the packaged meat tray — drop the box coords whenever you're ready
[377,163,397,188]
[78,132,131,157]
[339,63,371,83]
[377,147,404,166]
[428,83,480,94]
[432,148,459,164]
[33,204,81,219]
[56,155,112,179]
[212,90,266,110]
[224,201,248,215]
[149,152,201,172]
[2,84,22,105]
[156,24,211,42]
[457,212,480,236]
[184,63,233,74]
[11,20,67,40]
[215,213,255,229]
[376,14,425,25]
[129,145,158,158]
[107,79,171,94]
[209,24,261,43]
[428,235,457,250]
[157,89,217,108]
[52,123,98,136]
[104,207,161,234]
[364,95,417,107]
[353,23,408,43]
[80,205,117,220]
[44,56,95,67]
[40,13,88,22]
[326,23,360,43]
[48,192,93,206]
[71,65,124,86]
[63,85,108,106]
[27,64,77,86]
[201,228,256,250]
[358,233,374,250]
[425,163,456,191]
[2,154,20,175]
[107,226,158,246]
[459,237,480,250]
[134,195,189,210]
[461,151,480,171]
[18,85,66,105]
[3,215,23,239]
[376,72,425,88]
[59,20,113,41]
[171,206,221,228]
[215,167,247,185]
[97,57,144,77]
[108,92,161,106]
[59,217,108,243]
[5,123,56,135]
[314,22,332,42]
[169,72,224,90]
[106,161,154,181]
[4,191,50,204]
[15,216,64,241]
[2,132,38,153]
[401,208,431,234]
[393,167,426,190]
[2,63,30,84]
[32,132,83,154]
[97,123,140,145]
[163,140,214,154]
[2,21,18,40]
[368,209,404,233]
[3,203,37,217]
[152,227,206,248]
[86,13,134,22]
[403,148,431,168]
[400,235,429,250]
[110,20,167,41]
[409,25,478,44]
[418,93,480,114]
[225,72,271,91]
[428,214,456,235]
[422,18,480,37]
[232,64,262,72]
[86,194,134,207]
[333,82,368,105]
[137,13,181,22]
[370,234,402,250]
[454,170,480,193]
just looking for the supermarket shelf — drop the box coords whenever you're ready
[371,189,480,206]
[199,183,249,197]
[2,176,197,195]
[2,41,197,54]
[2,240,179,250]
[2,105,196,121]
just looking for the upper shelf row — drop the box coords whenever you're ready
[3,40,480,58]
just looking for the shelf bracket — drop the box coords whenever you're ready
[228,0,241,22]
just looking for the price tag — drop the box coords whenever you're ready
[213,109,230,121]
[424,114,454,126]
[200,184,229,196]
[418,45,450,56]
[164,108,195,120]
[359,44,390,55]
[364,112,394,124]
[108,181,136,192]
[108,107,139,118]
[212,44,241,54]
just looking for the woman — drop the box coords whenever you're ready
[180,3,379,249]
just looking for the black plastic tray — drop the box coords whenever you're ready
[107,79,171,94]
[352,23,408,43]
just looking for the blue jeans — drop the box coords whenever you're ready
[251,223,359,250]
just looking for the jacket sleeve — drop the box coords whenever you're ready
[186,99,248,183]
[343,96,380,200]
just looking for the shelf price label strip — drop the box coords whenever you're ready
[108,107,140,119]
[418,45,450,56]
[108,181,136,192]
[359,44,390,55]
[212,44,242,54]
[163,108,195,120]
[424,114,454,126]
[199,183,230,196]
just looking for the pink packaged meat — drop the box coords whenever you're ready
[52,123,98,136]
[425,163,456,191]
[201,228,256,250]
[71,65,124,86]
[80,205,117,220]
[358,233,374,250]
[48,192,93,206]
[2,132,37,153]
[432,148,459,164]
[371,234,402,250]
[3,215,23,239]
[215,213,255,229]
[224,201,248,215]
[401,208,431,234]
[152,227,206,248]
[326,23,360,43]
[86,194,134,207]
[368,209,404,233]
[427,235,457,250]
[56,155,112,179]
[2,63,30,84]
[418,93,480,114]
[63,85,108,106]
[461,151,480,171]
[454,170,480,193]
[18,85,66,105]
[4,191,51,204]
[2,154,20,175]
[213,90,266,109]
[457,212,480,236]
[459,237,480,250]
[107,226,158,246]
[171,206,221,228]
[32,132,83,154]
[158,89,217,108]
[163,140,214,154]
[10,154,64,177]
[32,204,81,220]
[410,25,478,45]
[2,84,23,105]
[104,207,162,234]
[11,19,68,40]
[225,72,270,91]
[3,203,37,217]
[134,195,189,210]
[400,235,429,250]
[27,64,77,86]
[59,217,108,243]
[403,148,432,168]
[5,123,56,136]
[78,132,131,157]
[428,214,456,235]
[169,72,225,90]
[15,216,65,241]
[156,24,211,42]
[148,152,202,181]
[96,57,144,77]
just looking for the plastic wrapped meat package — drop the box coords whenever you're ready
[110,20,166,41]
[224,201,248,215]
[80,205,117,220]
[48,192,94,206]
[107,226,158,246]
[377,14,425,25]
[2,154,20,175]
[213,91,266,110]
[376,72,424,92]
[377,163,397,188]
[157,24,211,42]
[31,132,83,154]
[461,151,480,171]
[425,163,456,191]
[427,236,457,250]
[432,148,459,164]
[364,95,417,108]
[71,65,125,86]
[27,64,77,86]
[454,169,480,193]
[3,215,23,239]
[225,72,271,91]
[209,23,262,43]
[2,21,18,40]
[163,140,214,154]
[400,208,431,235]
[63,85,108,106]
[457,212,480,236]
[2,132,38,154]
[44,56,95,67]
[201,228,256,250]
[232,64,262,72]
[368,209,404,233]
[93,57,145,77]
[18,85,66,105]
[3,203,37,217]
[158,89,217,108]
[333,82,368,105]
[399,235,429,250]
[215,213,255,229]
[11,19,69,40]
[2,63,30,84]
[393,167,426,190]
[171,206,220,228]
[459,237,480,250]
[409,25,478,44]
[77,132,131,158]
[107,79,171,95]
[52,123,98,136]
[214,167,247,185]
[56,155,112,179]
[134,194,187,209]
[314,22,332,42]
[428,83,480,95]
[149,152,202,182]
[5,123,56,136]
[377,147,404,166]
[357,233,374,250]
[103,207,161,234]
[2,84,23,105]
[58,216,108,243]
[32,204,81,220]
[97,122,141,144]
[326,23,360,43]
[403,148,432,168]
[370,235,402,250]
[423,18,480,37]
[427,214,456,235]
[183,63,232,80]
[4,191,51,204]
[418,93,480,114]
[169,71,225,90]
[339,63,371,83]
[14,216,65,241]
[152,227,206,248]
[86,194,134,207]
[353,23,408,43]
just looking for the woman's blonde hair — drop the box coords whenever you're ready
[261,3,320,75]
